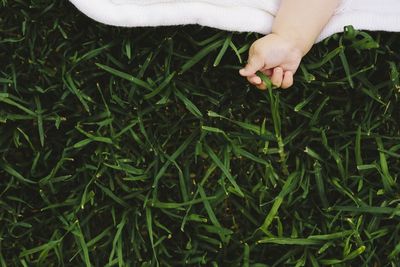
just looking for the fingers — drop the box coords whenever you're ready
[271,67,284,88]
[247,75,262,85]
[240,62,294,90]
[256,83,267,90]
[239,56,264,77]
[261,68,273,77]
[281,71,294,89]
[254,69,293,90]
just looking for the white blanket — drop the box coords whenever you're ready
[69,0,400,42]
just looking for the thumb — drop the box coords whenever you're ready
[239,57,264,77]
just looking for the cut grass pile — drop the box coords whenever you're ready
[1,1,400,266]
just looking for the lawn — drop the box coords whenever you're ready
[1,0,400,266]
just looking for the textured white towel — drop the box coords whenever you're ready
[69,0,400,42]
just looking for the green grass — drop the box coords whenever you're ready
[1,0,400,266]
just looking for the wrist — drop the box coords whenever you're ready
[271,31,313,57]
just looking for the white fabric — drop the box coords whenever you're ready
[69,0,400,42]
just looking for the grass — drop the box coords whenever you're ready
[1,0,400,266]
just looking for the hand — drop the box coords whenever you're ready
[239,33,303,90]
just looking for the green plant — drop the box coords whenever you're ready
[1,1,399,266]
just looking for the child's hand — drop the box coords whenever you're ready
[239,33,303,89]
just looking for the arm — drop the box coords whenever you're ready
[273,0,340,56]
[239,0,341,89]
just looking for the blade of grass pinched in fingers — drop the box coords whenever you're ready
[257,71,289,175]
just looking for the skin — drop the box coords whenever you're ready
[239,0,341,89]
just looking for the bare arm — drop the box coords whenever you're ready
[272,0,341,56]
[239,0,341,89]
